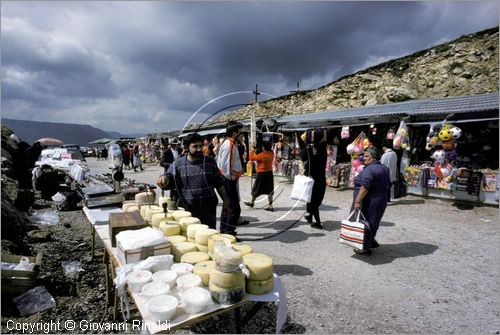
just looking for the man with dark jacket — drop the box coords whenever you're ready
[160,139,180,209]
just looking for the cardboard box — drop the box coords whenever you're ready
[109,212,147,247]
[116,241,171,264]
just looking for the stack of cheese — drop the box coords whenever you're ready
[242,253,274,295]
[143,206,165,225]
[194,228,218,253]
[174,213,195,237]
[186,224,208,243]
[209,242,245,305]
[151,211,174,228]
[207,234,236,258]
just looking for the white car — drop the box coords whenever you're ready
[35,148,87,170]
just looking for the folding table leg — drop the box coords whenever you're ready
[103,251,111,306]
[234,307,242,333]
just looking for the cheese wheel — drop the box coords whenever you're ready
[171,241,197,262]
[180,230,188,237]
[168,235,187,244]
[187,237,196,243]
[135,192,156,206]
[180,251,210,265]
[232,244,253,256]
[210,269,245,289]
[196,243,208,252]
[146,206,165,223]
[187,224,209,239]
[152,213,174,228]
[242,253,273,281]
[177,207,185,211]
[122,201,136,212]
[209,281,244,305]
[158,196,171,208]
[246,276,274,295]
[173,211,192,222]
[140,205,161,219]
[195,229,218,245]
[126,205,139,213]
[178,217,201,231]
[160,222,181,236]
[208,234,236,255]
[193,261,214,286]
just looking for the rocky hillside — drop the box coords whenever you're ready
[215,27,498,123]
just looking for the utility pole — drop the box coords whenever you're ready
[253,84,260,103]
[290,82,300,94]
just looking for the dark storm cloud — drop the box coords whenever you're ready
[1,1,498,134]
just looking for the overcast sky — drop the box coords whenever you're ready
[1,1,498,135]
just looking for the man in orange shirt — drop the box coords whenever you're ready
[244,137,275,211]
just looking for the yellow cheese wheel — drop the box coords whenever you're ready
[246,276,274,295]
[209,281,244,305]
[187,224,209,239]
[143,206,162,222]
[196,243,208,252]
[167,235,187,244]
[180,251,210,265]
[242,253,273,281]
[126,205,139,212]
[195,228,218,246]
[146,208,166,223]
[193,260,214,286]
[180,230,188,238]
[210,268,245,289]
[187,237,196,243]
[178,217,201,231]
[208,234,236,254]
[177,207,185,211]
[173,211,192,222]
[232,244,253,256]
[159,222,181,236]
[135,192,156,206]
[171,241,197,262]
[151,212,174,228]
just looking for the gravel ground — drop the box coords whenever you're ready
[2,157,499,334]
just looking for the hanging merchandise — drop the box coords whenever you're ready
[341,126,350,139]
[370,124,377,135]
[386,127,396,140]
[346,131,371,155]
[393,121,410,150]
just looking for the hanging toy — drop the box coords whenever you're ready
[370,124,377,135]
[432,150,446,164]
[350,152,358,160]
[438,128,453,141]
[450,126,462,139]
[346,143,355,154]
[434,163,444,178]
[386,128,396,140]
[341,126,350,139]
[393,120,409,150]
[351,159,362,169]
[445,148,457,161]
[441,140,456,150]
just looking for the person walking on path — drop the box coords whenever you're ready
[122,144,131,170]
[133,145,144,172]
[352,146,390,255]
[160,139,180,209]
[156,133,227,229]
[244,138,275,211]
[299,133,328,229]
[217,121,244,238]
[381,140,398,202]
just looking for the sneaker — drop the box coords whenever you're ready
[264,207,274,212]
[238,220,250,226]
[244,201,254,208]
[372,240,380,248]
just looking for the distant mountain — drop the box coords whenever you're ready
[1,118,125,146]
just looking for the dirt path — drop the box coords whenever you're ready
[2,157,498,334]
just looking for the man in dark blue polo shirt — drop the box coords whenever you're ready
[157,133,227,229]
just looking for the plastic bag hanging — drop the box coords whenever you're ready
[341,126,350,139]
[393,121,409,150]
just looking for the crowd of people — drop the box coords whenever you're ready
[151,122,392,255]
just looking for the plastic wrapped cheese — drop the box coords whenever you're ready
[126,270,152,292]
[152,270,177,287]
[213,241,243,273]
[208,234,236,255]
[170,263,194,277]
[147,295,177,322]
[195,228,218,245]
[176,273,202,293]
[186,224,208,239]
[193,260,214,286]
[242,253,273,281]
[180,251,210,265]
[209,281,244,305]
[180,287,213,315]
[141,281,170,300]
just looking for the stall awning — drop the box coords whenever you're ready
[276,92,499,128]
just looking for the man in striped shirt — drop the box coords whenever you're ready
[157,133,227,229]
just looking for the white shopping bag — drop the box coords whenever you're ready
[290,175,314,203]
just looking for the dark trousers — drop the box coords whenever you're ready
[220,178,241,234]
[186,197,218,230]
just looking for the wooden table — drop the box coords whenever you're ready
[83,206,287,334]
